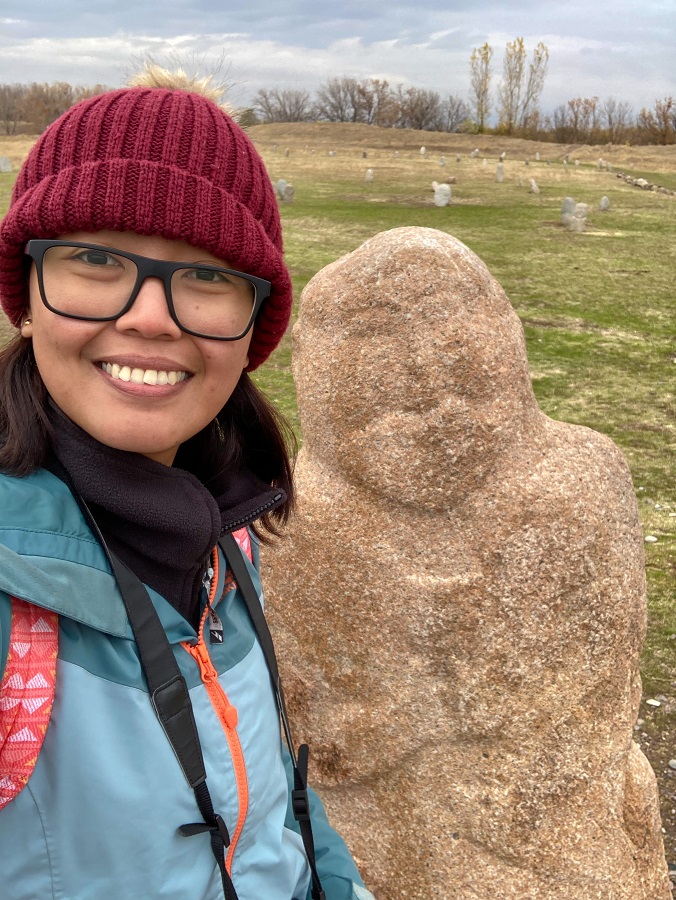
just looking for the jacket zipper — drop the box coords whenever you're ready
[181,547,249,876]
[222,493,284,534]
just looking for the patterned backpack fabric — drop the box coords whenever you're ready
[0,530,251,810]
[0,598,58,809]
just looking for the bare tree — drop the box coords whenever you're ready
[566,96,601,142]
[0,83,25,135]
[393,87,443,131]
[315,77,360,122]
[602,97,633,143]
[73,84,110,103]
[519,42,549,130]
[18,82,77,132]
[552,103,571,143]
[469,42,493,131]
[314,77,396,126]
[356,79,395,127]
[498,38,549,134]
[253,88,312,123]
[498,38,526,133]
[636,97,675,145]
[442,94,470,132]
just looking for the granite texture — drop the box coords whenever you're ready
[261,227,670,899]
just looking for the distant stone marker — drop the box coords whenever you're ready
[456,154,461,163]
[0,157,11,173]
[561,196,576,226]
[328,150,336,157]
[420,146,426,156]
[535,151,540,161]
[569,202,588,232]
[496,162,504,183]
[362,150,368,158]
[529,178,540,194]
[275,178,294,202]
[499,151,506,160]
[438,156,446,167]
[482,158,487,169]
[599,195,610,211]
[433,183,451,206]
[364,168,374,183]
[284,148,290,157]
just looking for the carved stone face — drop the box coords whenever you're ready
[293,227,539,508]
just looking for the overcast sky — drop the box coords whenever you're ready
[1,1,674,117]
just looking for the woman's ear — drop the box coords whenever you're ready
[20,311,33,338]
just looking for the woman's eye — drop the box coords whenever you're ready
[188,268,227,283]
[74,250,120,267]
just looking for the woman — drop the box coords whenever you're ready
[0,68,372,900]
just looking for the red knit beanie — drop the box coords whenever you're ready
[0,86,291,370]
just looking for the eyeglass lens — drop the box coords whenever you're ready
[39,245,257,338]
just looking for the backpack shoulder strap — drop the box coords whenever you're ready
[0,597,58,809]
[219,532,326,900]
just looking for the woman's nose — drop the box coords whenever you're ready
[114,277,183,339]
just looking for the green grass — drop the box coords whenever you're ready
[2,137,675,858]
[251,144,675,858]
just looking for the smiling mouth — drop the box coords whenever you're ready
[99,362,191,385]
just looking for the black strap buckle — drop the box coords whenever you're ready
[212,814,231,846]
[292,787,310,822]
[178,814,231,847]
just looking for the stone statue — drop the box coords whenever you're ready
[262,227,669,900]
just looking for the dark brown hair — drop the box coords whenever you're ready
[0,333,295,536]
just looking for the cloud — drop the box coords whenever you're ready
[0,3,673,114]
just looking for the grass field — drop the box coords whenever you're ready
[1,124,674,862]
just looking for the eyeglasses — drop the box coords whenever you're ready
[25,240,271,341]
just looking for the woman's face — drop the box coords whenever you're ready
[24,230,253,465]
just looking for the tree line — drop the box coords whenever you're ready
[0,82,109,135]
[1,46,675,146]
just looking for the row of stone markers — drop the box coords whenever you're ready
[615,172,676,195]
[274,170,617,218]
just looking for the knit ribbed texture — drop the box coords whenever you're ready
[0,87,291,369]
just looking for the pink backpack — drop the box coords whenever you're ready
[0,598,58,809]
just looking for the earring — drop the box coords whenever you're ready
[23,317,32,326]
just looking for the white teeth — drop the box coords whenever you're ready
[101,363,188,385]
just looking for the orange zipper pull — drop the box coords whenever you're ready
[194,640,218,681]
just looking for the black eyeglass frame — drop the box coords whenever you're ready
[25,239,271,341]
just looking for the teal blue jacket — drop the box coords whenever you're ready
[0,468,369,900]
